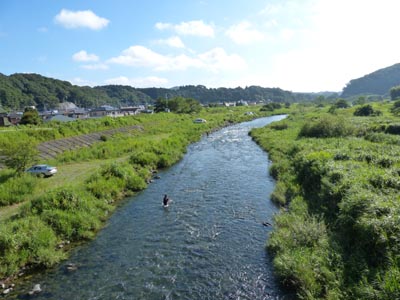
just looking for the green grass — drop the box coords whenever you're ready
[0,106,285,279]
[251,101,400,299]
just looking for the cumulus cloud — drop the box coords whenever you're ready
[156,36,185,48]
[105,76,169,87]
[54,9,109,30]
[155,20,214,37]
[226,21,265,45]
[108,45,246,72]
[72,50,99,62]
[198,47,247,72]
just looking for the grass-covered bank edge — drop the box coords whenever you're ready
[0,106,287,288]
[250,103,400,299]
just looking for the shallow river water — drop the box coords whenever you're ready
[14,115,291,300]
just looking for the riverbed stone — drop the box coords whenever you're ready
[28,284,41,295]
[3,288,12,295]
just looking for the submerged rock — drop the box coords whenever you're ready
[28,284,41,296]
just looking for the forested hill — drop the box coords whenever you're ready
[137,85,315,104]
[341,63,400,98]
[0,72,319,111]
[0,73,152,111]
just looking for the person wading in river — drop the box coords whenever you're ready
[163,194,170,206]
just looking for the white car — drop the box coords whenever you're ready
[26,164,58,177]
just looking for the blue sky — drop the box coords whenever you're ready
[1,0,400,92]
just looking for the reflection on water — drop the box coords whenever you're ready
[12,115,292,300]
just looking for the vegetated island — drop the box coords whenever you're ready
[0,104,287,294]
[250,100,400,299]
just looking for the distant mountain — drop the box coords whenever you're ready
[341,63,400,98]
[0,72,321,111]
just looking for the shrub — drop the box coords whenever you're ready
[353,105,374,116]
[0,173,37,206]
[299,116,354,138]
[129,151,158,168]
[385,124,400,135]
[0,216,63,277]
[270,123,288,130]
[28,187,111,241]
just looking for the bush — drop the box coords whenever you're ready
[270,123,288,130]
[299,116,354,138]
[129,151,158,168]
[0,173,37,206]
[385,124,400,135]
[353,105,374,116]
[268,206,343,299]
[0,216,63,277]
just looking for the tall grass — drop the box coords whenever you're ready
[251,103,400,299]
[0,172,38,206]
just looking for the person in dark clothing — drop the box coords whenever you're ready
[163,194,169,206]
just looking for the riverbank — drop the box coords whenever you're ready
[3,114,288,299]
[250,102,400,299]
[0,106,288,296]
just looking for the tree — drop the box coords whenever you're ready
[334,99,349,109]
[353,104,374,116]
[391,100,400,115]
[154,97,202,114]
[390,85,400,100]
[0,138,39,174]
[20,107,42,125]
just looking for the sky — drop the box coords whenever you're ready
[1,0,400,93]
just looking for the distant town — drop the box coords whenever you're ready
[0,100,253,127]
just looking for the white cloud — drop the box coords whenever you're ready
[198,48,247,72]
[105,76,169,87]
[155,20,214,37]
[156,36,185,48]
[108,46,172,70]
[54,9,109,30]
[72,50,99,62]
[108,45,246,72]
[226,21,265,45]
[81,63,109,70]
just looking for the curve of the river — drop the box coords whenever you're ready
[14,115,290,300]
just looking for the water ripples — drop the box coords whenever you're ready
[11,115,292,300]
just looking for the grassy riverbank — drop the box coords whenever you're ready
[0,106,285,284]
[250,102,400,299]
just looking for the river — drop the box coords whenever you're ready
[13,115,290,300]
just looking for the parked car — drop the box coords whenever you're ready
[26,164,57,177]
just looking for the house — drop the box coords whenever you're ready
[89,105,122,118]
[7,112,23,125]
[66,108,89,119]
[0,113,11,127]
[119,106,140,115]
[236,100,249,106]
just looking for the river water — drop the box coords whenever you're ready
[14,115,290,300]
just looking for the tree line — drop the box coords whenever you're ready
[0,73,327,111]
